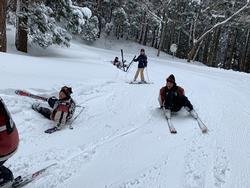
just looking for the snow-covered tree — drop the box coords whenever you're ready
[13,0,98,50]
[28,3,71,48]
[81,15,99,41]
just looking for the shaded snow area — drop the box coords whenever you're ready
[1,35,250,188]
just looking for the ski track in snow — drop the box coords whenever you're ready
[106,157,169,188]
[0,81,158,187]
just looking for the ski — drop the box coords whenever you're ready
[12,163,56,188]
[120,49,126,71]
[125,55,136,72]
[195,117,208,133]
[189,110,208,133]
[15,89,82,108]
[15,90,48,101]
[166,117,177,134]
[161,108,177,134]
[128,81,153,84]
[68,106,85,129]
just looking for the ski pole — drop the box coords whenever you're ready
[145,67,150,82]
[69,106,85,130]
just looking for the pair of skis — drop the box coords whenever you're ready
[128,81,153,84]
[162,109,208,134]
[115,49,136,72]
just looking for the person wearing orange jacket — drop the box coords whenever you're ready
[0,98,19,187]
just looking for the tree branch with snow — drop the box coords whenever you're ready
[194,1,250,45]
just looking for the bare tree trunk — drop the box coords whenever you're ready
[187,43,198,62]
[202,35,211,65]
[224,29,238,69]
[0,0,7,52]
[15,0,28,53]
[157,13,167,56]
[139,12,146,44]
[142,24,148,46]
[138,24,144,44]
[207,27,221,67]
[155,26,161,49]
[96,0,102,38]
[151,27,156,47]
[245,48,250,73]
[240,29,250,72]
[193,40,204,61]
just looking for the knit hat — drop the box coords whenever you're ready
[60,86,72,98]
[166,74,175,84]
[140,48,145,52]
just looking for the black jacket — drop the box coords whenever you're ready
[134,54,147,68]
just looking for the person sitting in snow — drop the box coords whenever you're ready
[112,57,122,68]
[133,48,147,83]
[32,86,76,129]
[158,74,198,119]
[0,98,19,187]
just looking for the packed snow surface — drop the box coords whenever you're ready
[1,34,250,188]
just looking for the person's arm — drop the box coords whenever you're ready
[144,55,147,67]
[133,55,139,62]
[159,87,165,104]
[48,96,58,108]
[177,86,185,96]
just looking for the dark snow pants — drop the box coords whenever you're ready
[0,165,13,186]
[164,91,193,112]
[37,97,58,120]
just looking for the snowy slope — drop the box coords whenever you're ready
[1,33,250,188]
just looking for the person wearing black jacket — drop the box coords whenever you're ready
[133,49,147,83]
[159,74,197,119]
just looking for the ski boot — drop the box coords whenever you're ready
[31,103,41,112]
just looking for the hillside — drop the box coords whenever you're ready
[1,36,250,188]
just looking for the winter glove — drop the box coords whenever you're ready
[48,96,58,108]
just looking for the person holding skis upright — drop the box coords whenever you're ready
[0,98,19,187]
[158,74,198,119]
[32,86,76,129]
[132,48,147,83]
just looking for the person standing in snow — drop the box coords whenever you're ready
[158,74,198,119]
[32,86,76,129]
[0,98,19,187]
[133,48,148,83]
